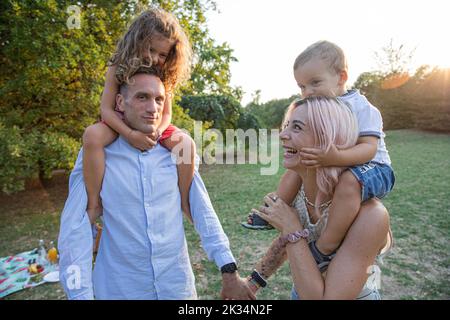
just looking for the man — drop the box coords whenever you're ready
[58,67,254,300]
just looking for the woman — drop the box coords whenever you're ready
[248,97,392,300]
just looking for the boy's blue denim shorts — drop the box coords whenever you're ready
[291,285,381,300]
[348,162,395,202]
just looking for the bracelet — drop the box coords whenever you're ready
[279,229,310,247]
[250,270,267,288]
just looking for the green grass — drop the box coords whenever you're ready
[1,129,449,300]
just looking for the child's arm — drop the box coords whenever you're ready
[101,66,156,150]
[276,170,303,204]
[157,92,173,136]
[300,136,378,168]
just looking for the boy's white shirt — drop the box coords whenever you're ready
[339,89,391,165]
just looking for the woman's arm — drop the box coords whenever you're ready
[255,236,288,279]
[245,236,287,294]
[258,197,390,299]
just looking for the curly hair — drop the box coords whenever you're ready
[109,7,192,92]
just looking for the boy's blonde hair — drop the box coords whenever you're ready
[293,40,348,75]
[110,7,192,92]
[283,97,358,196]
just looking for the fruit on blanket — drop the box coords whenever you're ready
[47,247,58,264]
[28,263,44,274]
[28,264,38,274]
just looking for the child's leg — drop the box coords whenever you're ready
[243,169,302,229]
[315,170,361,255]
[160,130,195,223]
[276,169,303,204]
[82,123,118,224]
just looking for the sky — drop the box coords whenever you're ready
[205,0,450,105]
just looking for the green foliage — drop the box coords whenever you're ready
[353,67,450,132]
[0,121,37,194]
[245,95,300,129]
[0,0,130,136]
[179,94,244,132]
[0,120,81,194]
[0,1,130,193]
[36,131,81,179]
[237,111,260,131]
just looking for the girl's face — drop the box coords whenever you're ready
[280,106,315,170]
[146,34,175,67]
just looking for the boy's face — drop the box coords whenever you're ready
[294,57,347,98]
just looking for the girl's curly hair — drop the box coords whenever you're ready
[109,7,192,92]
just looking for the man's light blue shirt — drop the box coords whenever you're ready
[58,136,235,299]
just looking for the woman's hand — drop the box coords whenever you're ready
[254,194,302,234]
[127,129,157,151]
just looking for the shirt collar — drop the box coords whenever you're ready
[117,135,161,154]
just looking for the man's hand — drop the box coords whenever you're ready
[127,130,157,151]
[246,276,260,296]
[220,272,256,300]
[300,144,340,168]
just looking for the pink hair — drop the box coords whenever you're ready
[284,97,358,196]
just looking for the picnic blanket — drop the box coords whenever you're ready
[0,249,58,298]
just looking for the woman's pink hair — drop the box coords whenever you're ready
[284,97,359,196]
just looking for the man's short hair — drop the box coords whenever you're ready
[118,66,163,96]
[293,40,348,74]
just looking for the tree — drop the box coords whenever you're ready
[354,66,450,132]
[246,95,299,129]
[0,0,240,193]
[179,94,242,133]
[374,38,416,76]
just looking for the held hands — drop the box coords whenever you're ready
[127,129,157,151]
[300,144,340,168]
[220,272,256,300]
[254,193,302,234]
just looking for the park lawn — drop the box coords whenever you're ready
[0,129,449,300]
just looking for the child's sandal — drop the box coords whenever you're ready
[241,210,274,230]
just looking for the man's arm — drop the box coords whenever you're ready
[58,149,95,300]
[189,166,236,268]
[189,162,255,299]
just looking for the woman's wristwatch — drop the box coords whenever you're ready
[248,270,267,288]
[279,229,310,247]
